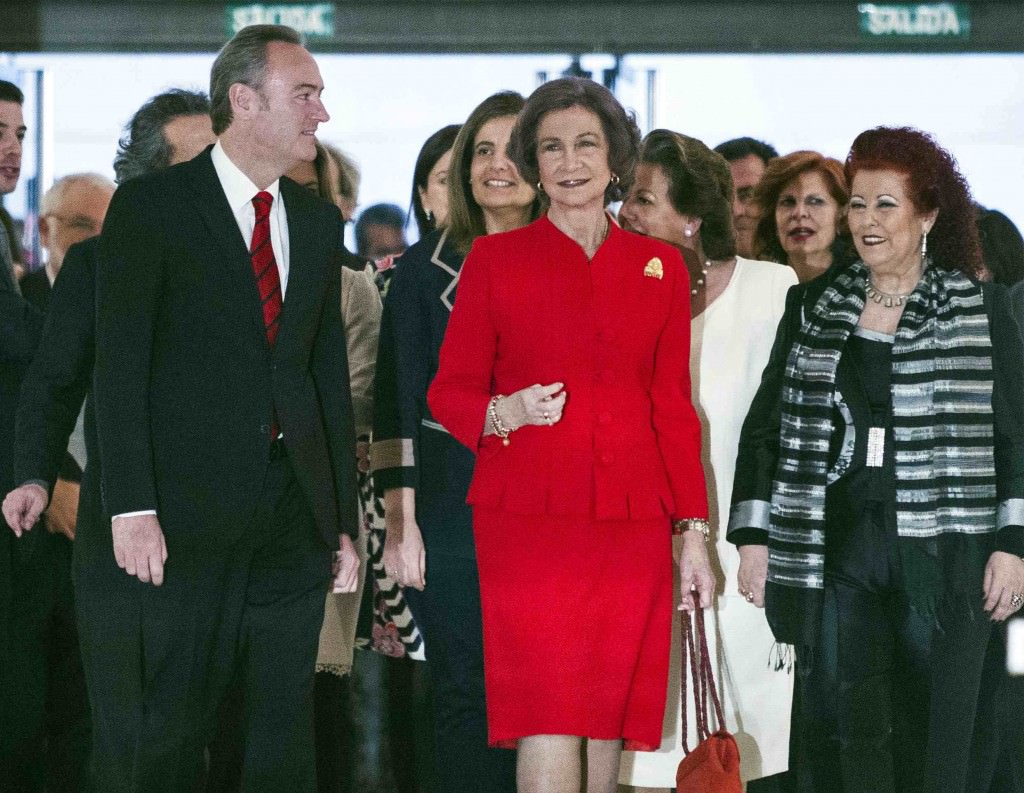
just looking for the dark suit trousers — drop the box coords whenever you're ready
[74,456,333,793]
[0,529,90,793]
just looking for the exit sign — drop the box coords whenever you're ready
[227,4,335,38]
[859,3,971,38]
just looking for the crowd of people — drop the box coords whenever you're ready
[2,21,1024,793]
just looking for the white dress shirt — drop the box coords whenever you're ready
[113,141,293,521]
[211,139,291,296]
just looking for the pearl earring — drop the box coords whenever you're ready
[684,229,693,238]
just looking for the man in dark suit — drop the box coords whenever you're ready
[3,86,217,793]
[81,25,358,793]
[0,78,85,793]
[5,89,214,532]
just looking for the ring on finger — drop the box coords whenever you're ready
[744,591,755,603]
[1011,592,1024,610]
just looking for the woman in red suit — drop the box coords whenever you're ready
[427,77,712,793]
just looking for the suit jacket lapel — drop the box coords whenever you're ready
[186,150,267,342]
[275,178,321,362]
[430,228,460,312]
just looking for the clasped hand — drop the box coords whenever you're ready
[498,382,566,430]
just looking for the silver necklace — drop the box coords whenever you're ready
[690,260,715,296]
[864,278,912,308]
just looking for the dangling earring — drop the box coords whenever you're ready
[610,174,620,186]
[921,230,928,264]
[425,209,433,223]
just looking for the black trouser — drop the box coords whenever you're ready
[832,574,932,792]
[0,530,90,793]
[819,503,992,793]
[966,623,1024,793]
[404,553,516,793]
[74,457,332,793]
[790,586,842,793]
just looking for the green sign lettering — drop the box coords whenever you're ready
[859,3,971,38]
[227,4,335,38]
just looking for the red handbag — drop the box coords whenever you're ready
[675,607,742,793]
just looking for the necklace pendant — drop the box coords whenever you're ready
[866,278,912,309]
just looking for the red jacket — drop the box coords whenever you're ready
[428,215,708,523]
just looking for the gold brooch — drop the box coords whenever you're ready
[643,257,663,279]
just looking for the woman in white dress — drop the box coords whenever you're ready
[617,129,797,791]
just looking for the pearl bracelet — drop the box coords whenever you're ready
[487,395,512,446]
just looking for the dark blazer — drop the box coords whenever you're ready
[14,238,98,496]
[19,267,51,313]
[93,149,357,549]
[371,228,476,557]
[0,291,44,497]
[728,266,1024,556]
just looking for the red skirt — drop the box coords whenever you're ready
[473,507,674,750]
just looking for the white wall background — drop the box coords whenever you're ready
[2,50,1022,243]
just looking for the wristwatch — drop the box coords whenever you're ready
[673,518,710,542]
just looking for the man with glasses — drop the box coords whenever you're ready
[20,173,114,311]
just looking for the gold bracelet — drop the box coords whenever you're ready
[487,395,511,446]
[673,518,710,542]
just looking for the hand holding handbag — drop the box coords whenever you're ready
[676,607,742,793]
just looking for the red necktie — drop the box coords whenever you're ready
[251,191,283,438]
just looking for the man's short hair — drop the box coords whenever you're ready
[0,80,24,105]
[209,24,303,136]
[713,136,779,166]
[40,173,116,216]
[113,89,211,184]
[354,203,405,254]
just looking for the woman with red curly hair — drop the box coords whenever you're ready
[727,126,1024,793]
[752,150,854,283]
